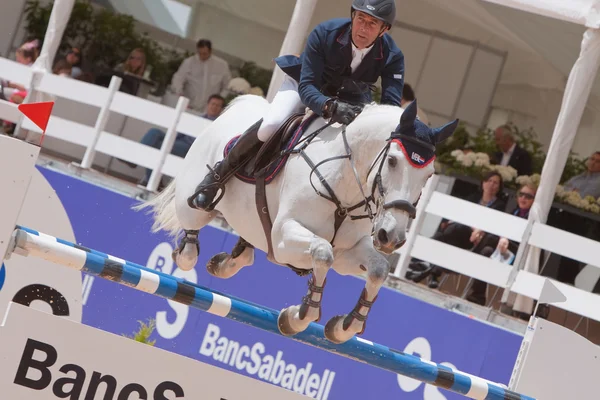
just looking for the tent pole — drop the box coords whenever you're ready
[502,28,600,309]
[266,0,318,102]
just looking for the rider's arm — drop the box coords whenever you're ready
[379,51,405,107]
[298,28,331,117]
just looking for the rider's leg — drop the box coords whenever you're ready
[190,76,304,211]
[257,76,303,142]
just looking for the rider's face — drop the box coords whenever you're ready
[351,11,388,49]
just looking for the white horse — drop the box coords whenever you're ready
[138,95,457,344]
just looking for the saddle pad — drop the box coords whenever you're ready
[224,114,318,185]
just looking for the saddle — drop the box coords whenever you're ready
[224,112,310,184]
[223,112,318,276]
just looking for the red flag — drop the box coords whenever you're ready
[18,101,54,133]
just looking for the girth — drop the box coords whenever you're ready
[254,113,311,276]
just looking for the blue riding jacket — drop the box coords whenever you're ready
[274,18,405,117]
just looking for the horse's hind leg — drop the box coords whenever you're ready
[324,235,390,344]
[274,219,333,336]
[206,236,255,278]
[173,191,218,271]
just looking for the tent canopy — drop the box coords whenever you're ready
[173,0,588,93]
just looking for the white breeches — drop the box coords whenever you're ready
[257,76,305,142]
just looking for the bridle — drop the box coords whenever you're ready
[289,121,434,246]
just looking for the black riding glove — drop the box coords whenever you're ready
[325,100,362,125]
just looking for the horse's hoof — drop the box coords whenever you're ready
[173,244,198,271]
[277,306,302,337]
[324,315,354,344]
[206,252,230,277]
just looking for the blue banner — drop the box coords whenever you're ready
[41,166,523,400]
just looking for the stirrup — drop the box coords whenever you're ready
[188,163,235,211]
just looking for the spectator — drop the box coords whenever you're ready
[492,125,533,176]
[562,151,600,199]
[53,59,72,77]
[63,47,83,78]
[114,48,146,77]
[170,39,231,113]
[400,83,429,125]
[135,94,225,188]
[1,40,39,134]
[407,171,507,288]
[466,182,537,305]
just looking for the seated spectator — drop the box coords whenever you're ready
[4,40,39,102]
[562,151,600,199]
[53,59,72,77]
[408,171,507,288]
[66,48,83,78]
[54,47,83,79]
[400,83,429,126]
[114,48,146,77]
[466,182,537,305]
[134,94,225,188]
[1,40,39,134]
[491,125,533,177]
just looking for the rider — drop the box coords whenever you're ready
[191,0,405,211]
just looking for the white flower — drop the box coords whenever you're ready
[516,175,531,186]
[461,157,474,167]
[555,185,565,198]
[249,86,264,97]
[475,159,487,167]
[590,204,600,214]
[466,152,478,161]
[488,165,517,182]
[474,153,490,165]
[584,195,596,204]
[227,77,251,94]
[451,150,463,157]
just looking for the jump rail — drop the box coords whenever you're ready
[6,225,535,400]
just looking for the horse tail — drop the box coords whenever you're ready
[133,179,181,237]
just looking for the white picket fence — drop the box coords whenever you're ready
[1,58,599,328]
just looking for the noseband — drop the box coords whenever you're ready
[289,123,433,246]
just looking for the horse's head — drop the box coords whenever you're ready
[369,99,458,254]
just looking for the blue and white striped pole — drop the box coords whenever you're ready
[9,225,535,400]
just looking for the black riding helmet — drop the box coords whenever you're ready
[351,0,396,28]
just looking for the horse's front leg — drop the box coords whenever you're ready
[325,235,390,344]
[206,236,255,279]
[273,218,333,336]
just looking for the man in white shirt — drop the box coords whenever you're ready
[170,39,232,113]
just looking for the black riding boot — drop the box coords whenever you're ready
[189,120,263,211]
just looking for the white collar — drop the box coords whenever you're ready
[351,42,374,58]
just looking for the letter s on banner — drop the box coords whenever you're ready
[396,337,456,400]
[150,242,198,340]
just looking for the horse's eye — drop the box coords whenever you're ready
[387,155,397,168]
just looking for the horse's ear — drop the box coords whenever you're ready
[400,99,418,129]
[431,119,459,144]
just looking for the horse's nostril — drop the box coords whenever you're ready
[377,229,389,245]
